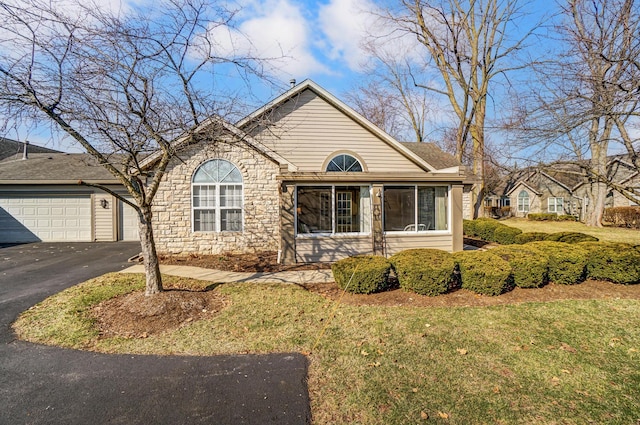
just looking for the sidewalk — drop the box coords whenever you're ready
[121,264,335,285]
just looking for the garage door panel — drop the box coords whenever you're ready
[119,197,139,241]
[0,195,92,243]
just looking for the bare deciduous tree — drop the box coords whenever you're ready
[344,34,432,143]
[0,0,274,295]
[381,0,536,217]
[511,0,640,226]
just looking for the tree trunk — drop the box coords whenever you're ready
[585,181,607,227]
[471,112,486,219]
[138,204,163,295]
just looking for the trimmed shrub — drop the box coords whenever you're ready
[492,225,523,245]
[603,206,640,229]
[473,218,502,241]
[557,214,578,221]
[515,232,550,244]
[331,255,392,294]
[545,232,598,243]
[490,245,549,288]
[528,213,558,221]
[463,219,478,237]
[579,242,640,284]
[452,251,513,296]
[527,241,588,285]
[389,249,455,296]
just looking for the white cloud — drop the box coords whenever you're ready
[317,0,378,71]
[208,0,330,78]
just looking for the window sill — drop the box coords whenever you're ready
[192,230,244,234]
[384,230,451,235]
[296,232,371,238]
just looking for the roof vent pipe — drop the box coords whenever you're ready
[289,79,296,88]
[22,141,29,160]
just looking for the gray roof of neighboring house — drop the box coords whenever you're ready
[0,138,61,161]
[0,153,119,183]
[399,142,461,170]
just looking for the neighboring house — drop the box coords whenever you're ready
[507,169,576,218]
[0,153,139,243]
[0,80,469,264]
[486,157,640,220]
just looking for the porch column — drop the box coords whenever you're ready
[280,183,296,264]
[452,184,464,252]
[372,184,384,256]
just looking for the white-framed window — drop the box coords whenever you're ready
[326,154,363,172]
[192,159,243,232]
[517,190,530,213]
[383,185,449,232]
[548,197,564,213]
[296,185,371,235]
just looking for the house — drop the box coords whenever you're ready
[0,80,469,263]
[0,152,139,243]
[506,168,578,218]
[487,157,639,220]
[146,80,470,263]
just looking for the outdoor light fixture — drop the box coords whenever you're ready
[100,199,109,209]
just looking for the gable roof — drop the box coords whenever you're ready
[0,138,60,162]
[140,116,297,172]
[237,80,447,173]
[400,142,461,171]
[0,153,119,184]
[507,180,542,196]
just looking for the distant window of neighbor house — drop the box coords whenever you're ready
[296,186,371,234]
[192,159,243,232]
[326,154,363,172]
[548,197,563,213]
[383,186,449,232]
[517,190,530,212]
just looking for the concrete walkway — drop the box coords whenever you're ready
[121,264,335,285]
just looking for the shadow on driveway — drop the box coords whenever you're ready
[0,243,311,425]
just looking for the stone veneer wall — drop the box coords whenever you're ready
[152,140,281,255]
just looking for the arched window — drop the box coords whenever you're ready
[326,154,363,172]
[517,190,530,213]
[192,159,243,232]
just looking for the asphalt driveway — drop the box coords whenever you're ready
[0,242,311,425]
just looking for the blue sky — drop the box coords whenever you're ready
[11,0,557,152]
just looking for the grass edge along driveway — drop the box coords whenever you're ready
[13,273,640,425]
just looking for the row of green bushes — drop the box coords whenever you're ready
[464,218,599,245]
[527,213,577,221]
[331,243,640,297]
[603,206,640,229]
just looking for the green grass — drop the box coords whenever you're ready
[502,218,640,244]
[13,273,640,424]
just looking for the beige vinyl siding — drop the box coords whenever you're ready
[384,233,453,256]
[253,90,425,173]
[295,234,372,263]
[93,194,115,241]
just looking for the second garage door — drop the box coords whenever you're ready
[0,194,92,243]
[119,197,140,241]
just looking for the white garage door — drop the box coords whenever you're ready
[0,195,92,243]
[119,198,140,241]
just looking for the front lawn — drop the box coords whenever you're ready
[501,218,640,244]
[13,273,640,424]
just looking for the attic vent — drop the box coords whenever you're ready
[22,141,29,160]
[289,79,296,88]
